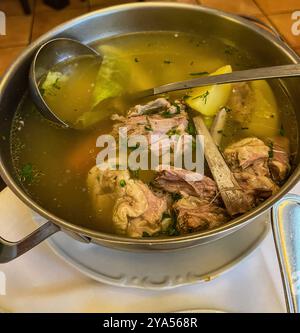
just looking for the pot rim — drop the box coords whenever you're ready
[0,2,300,245]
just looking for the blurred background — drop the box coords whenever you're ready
[0,0,299,78]
[0,0,299,191]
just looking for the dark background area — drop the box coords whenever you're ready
[0,177,6,191]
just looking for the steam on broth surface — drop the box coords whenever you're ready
[10,32,296,237]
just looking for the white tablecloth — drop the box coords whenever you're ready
[1,183,299,313]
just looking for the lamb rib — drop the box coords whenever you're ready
[193,115,252,216]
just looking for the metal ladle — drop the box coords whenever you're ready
[29,38,100,127]
[30,38,300,128]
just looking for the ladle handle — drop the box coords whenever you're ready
[150,64,300,96]
[271,194,300,313]
[0,221,60,263]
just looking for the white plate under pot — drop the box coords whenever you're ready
[33,213,269,290]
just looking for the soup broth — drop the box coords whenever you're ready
[10,32,297,236]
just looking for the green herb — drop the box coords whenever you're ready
[217,130,223,134]
[20,163,33,182]
[161,110,174,118]
[280,124,285,136]
[187,122,196,135]
[166,214,180,236]
[224,45,237,55]
[241,127,249,130]
[52,78,61,90]
[167,225,179,236]
[189,71,209,76]
[172,102,181,114]
[183,94,191,101]
[142,231,151,237]
[163,60,172,64]
[268,142,274,159]
[162,212,171,220]
[192,90,210,104]
[134,57,139,63]
[222,106,232,113]
[166,127,180,137]
[171,193,182,202]
[119,179,126,187]
[144,125,153,131]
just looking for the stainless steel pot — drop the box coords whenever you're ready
[1,3,300,261]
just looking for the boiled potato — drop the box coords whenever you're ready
[244,80,279,138]
[186,65,232,117]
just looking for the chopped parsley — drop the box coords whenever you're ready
[19,163,42,184]
[192,90,210,104]
[161,111,172,118]
[142,232,151,237]
[224,45,237,55]
[163,60,172,64]
[52,78,61,90]
[189,71,209,76]
[222,106,232,113]
[172,102,181,114]
[162,212,171,220]
[187,122,196,135]
[166,224,179,236]
[20,163,33,182]
[144,125,153,131]
[241,127,249,130]
[171,193,182,202]
[119,179,126,187]
[166,127,180,137]
[183,94,191,101]
[134,57,139,63]
[268,142,274,159]
[280,124,285,136]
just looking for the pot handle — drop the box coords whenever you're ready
[240,15,284,41]
[271,194,300,313]
[0,221,60,263]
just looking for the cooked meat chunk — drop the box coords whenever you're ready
[223,137,280,203]
[87,166,130,200]
[127,98,171,117]
[267,136,291,183]
[233,171,279,205]
[154,167,218,202]
[228,82,253,123]
[224,137,270,175]
[113,179,168,237]
[174,196,229,234]
[87,166,169,237]
[111,98,189,140]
